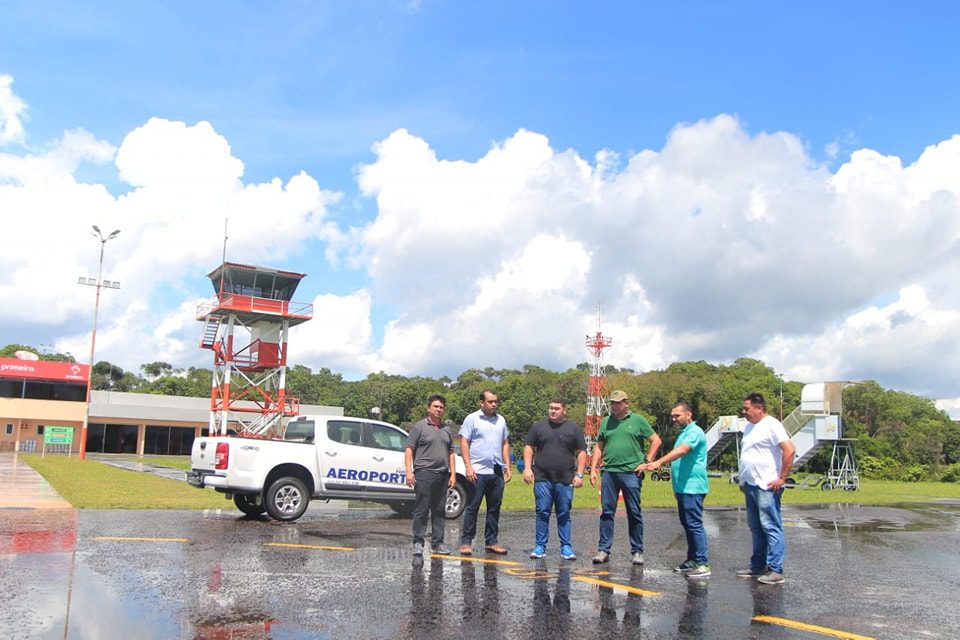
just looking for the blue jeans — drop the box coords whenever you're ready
[534,481,574,547]
[598,471,644,554]
[461,472,504,546]
[675,492,708,564]
[743,483,785,573]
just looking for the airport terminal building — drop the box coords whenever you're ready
[0,357,341,455]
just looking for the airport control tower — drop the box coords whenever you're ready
[197,262,313,436]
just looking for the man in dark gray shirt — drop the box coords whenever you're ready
[523,398,588,560]
[405,394,456,557]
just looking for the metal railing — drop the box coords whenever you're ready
[197,294,313,319]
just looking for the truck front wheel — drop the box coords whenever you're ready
[234,493,266,516]
[265,476,310,521]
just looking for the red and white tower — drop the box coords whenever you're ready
[197,262,313,436]
[585,306,612,438]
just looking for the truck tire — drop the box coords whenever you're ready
[265,476,310,521]
[445,480,466,519]
[234,493,266,516]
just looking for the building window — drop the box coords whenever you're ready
[37,425,45,435]
[4,423,12,435]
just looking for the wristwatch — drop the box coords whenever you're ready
[574,472,584,479]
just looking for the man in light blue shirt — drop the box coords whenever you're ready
[458,389,512,555]
[640,402,710,578]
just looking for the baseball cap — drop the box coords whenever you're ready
[609,390,629,402]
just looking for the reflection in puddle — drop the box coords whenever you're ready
[0,509,77,554]
[193,609,277,639]
[803,518,942,532]
[799,502,960,533]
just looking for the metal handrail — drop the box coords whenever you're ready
[196,295,313,319]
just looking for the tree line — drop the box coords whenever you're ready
[4,343,958,481]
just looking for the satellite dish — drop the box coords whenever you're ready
[14,350,40,361]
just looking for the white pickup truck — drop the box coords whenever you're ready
[187,414,468,522]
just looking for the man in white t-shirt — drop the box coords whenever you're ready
[738,392,796,585]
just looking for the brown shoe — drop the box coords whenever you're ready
[485,544,508,555]
[459,544,472,556]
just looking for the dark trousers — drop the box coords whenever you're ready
[412,469,447,546]
[460,471,504,546]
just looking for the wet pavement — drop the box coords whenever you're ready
[2,501,959,639]
[85,454,192,483]
[0,453,72,509]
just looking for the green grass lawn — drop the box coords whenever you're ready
[22,455,226,510]
[24,454,960,511]
[501,473,960,511]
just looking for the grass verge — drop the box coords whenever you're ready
[24,454,960,511]
[22,455,226,510]
[502,474,960,511]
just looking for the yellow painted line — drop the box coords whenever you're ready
[265,542,355,552]
[94,536,189,543]
[432,554,521,566]
[572,576,661,597]
[503,567,556,579]
[753,615,876,640]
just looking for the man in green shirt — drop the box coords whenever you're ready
[640,402,710,578]
[589,390,662,565]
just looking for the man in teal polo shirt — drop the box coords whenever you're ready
[640,401,710,577]
[589,390,662,565]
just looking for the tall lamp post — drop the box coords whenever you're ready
[77,226,121,460]
[778,372,784,421]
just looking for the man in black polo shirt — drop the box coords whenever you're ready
[405,394,456,557]
[523,398,588,560]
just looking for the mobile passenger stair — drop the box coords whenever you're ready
[702,382,860,490]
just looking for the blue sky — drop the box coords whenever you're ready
[2,2,959,414]
[7,2,958,181]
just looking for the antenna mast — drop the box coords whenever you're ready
[585,304,612,439]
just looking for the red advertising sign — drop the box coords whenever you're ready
[0,358,89,382]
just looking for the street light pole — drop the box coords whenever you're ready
[779,373,784,421]
[78,226,120,460]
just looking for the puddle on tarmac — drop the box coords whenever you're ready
[797,502,960,533]
[802,518,942,532]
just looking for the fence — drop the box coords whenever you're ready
[0,441,76,453]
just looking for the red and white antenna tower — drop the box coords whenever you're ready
[197,262,313,437]
[585,304,612,438]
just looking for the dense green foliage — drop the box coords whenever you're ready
[842,381,960,481]
[6,343,957,481]
[0,343,76,362]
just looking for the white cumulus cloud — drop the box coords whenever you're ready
[3,70,958,411]
[0,74,27,145]
[337,116,960,402]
